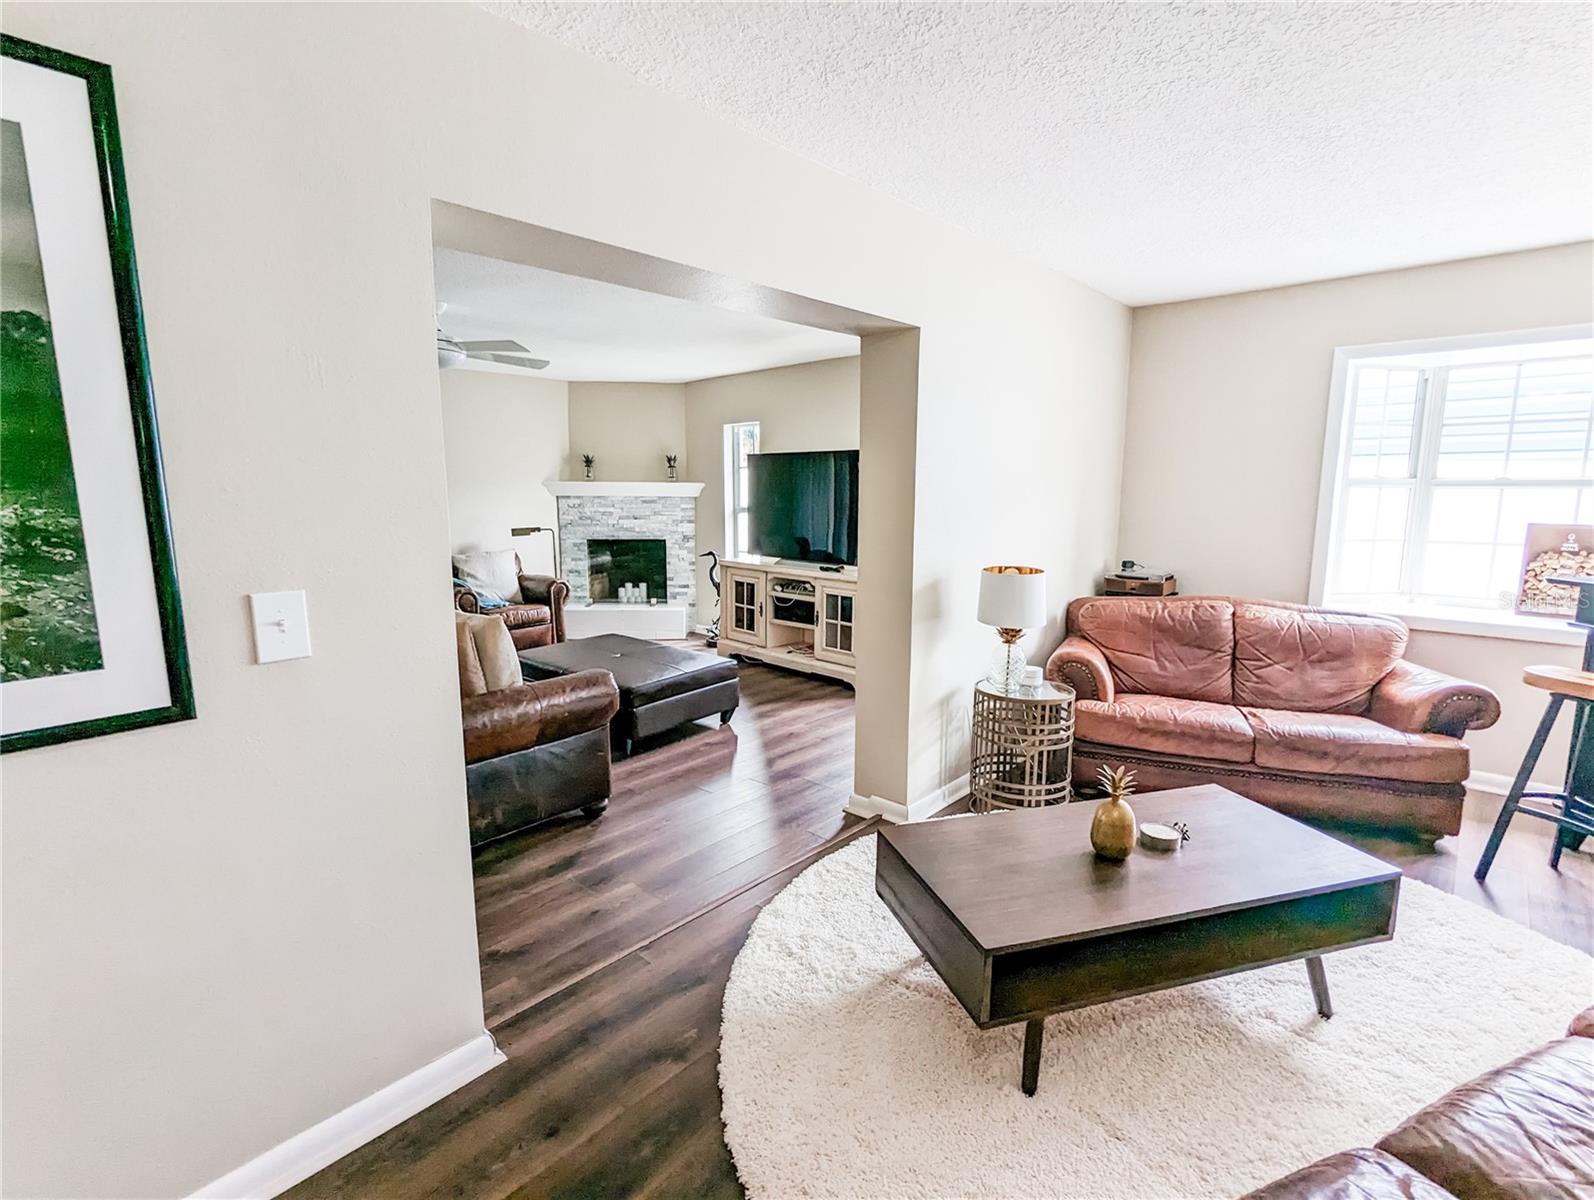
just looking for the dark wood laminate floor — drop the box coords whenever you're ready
[294,673,1592,1199]
[292,659,865,1199]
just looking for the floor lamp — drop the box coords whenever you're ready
[510,525,561,579]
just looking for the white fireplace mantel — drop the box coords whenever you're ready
[545,480,705,498]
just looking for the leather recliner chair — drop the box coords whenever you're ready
[454,552,569,650]
[456,612,618,846]
[1046,595,1502,838]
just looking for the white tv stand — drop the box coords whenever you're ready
[715,556,857,685]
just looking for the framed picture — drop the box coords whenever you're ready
[1,36,193,752]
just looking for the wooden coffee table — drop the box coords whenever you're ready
[875,784,1401,1095]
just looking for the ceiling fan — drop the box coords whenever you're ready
[435,304,550,371]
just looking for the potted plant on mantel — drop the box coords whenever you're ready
[581,453,595,481]
[665,454,679,482]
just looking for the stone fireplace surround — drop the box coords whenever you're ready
[547,481,705,637]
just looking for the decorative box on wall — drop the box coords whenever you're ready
[716,555,857,685]
[1102,559,1177,597]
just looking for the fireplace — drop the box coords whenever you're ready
[550,480,701,638]
[587,538,667,603]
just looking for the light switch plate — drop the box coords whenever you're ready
[249,590,312,663]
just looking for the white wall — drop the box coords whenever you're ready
[685,356,861,616]
[0,5,1130,1196]
[440,369,568,574]
[566,380,687,482]
[1118,243,1594,776]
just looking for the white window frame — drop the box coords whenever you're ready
[723,421,760,558]
[1310,323,1594,645]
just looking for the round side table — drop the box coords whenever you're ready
[970,679,1076,813]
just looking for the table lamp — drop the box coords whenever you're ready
[977,565,1047,693]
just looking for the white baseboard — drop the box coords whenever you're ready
[191,1031,504,1199]
[1467,770,1560,797]
[846,774,970,824]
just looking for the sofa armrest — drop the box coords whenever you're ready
[462,669,618,763]
[1369,660,1501,737]
[453,584,481,615]
[518,574,570,642]
[1044,636,1114,703]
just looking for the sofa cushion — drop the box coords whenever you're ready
[1233,604,1407,714]
[460,612,521,692]
[1376,1036,1594,1200]
[1240,1147,1458,1200]
[1072,597,1235,704]
[1074,695,1255,763]
[1243,708,1468,784]
[498,602,553,629]
[453,548,522,603]
[455,613,488,699]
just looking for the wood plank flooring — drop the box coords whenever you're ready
[291,660,864,1199]
[293,668,1592,1198]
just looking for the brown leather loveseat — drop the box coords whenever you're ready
[1046,596,1501,837]
[1245,1005,1594,1198]
[456,612,618,845]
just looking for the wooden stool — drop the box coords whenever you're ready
[1475,665,1594,881]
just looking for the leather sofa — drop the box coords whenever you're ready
[1245,1005,1594,1198]
[1045,596,1501,837]
[456,612,618,846]
[454,552,569,650]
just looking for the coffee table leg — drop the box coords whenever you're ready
[1305,955,1332,1018]
[1021,1019,1044,1096]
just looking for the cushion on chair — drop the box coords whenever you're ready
[498,602,553,629]
[1233,604,1408,714]
[453,548,522,604]
[1243,708,1468,783]
[1375,1037,1594,1200]
[1074,695,1255,763]
[456,613,487,699]
[1239,1147,1459,1200]
[460,612,521,692]
[1072,597,1236,703]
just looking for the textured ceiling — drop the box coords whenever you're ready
[488,1,1592,305]
[433,250,859,382]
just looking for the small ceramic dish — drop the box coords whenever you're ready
[1139,822,1183,852]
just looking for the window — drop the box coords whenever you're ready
[1315,329,1594,620]
[724,421,760,557]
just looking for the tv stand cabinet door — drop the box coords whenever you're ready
[723,567,768,647]
[814,582,857,666]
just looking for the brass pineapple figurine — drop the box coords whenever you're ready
[1090,765,1138,861]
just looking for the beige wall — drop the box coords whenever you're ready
[685,356,861,615]
[1118,242,1594,776]
[0,4,1130,1196]
[566,381,687,481]
[440,370,568,573]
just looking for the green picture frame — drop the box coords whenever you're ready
[1,35,194,752]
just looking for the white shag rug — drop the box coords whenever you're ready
[720,834,1594,1200]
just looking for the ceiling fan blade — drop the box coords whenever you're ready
[468,351,551,370]
[459,339,531,354]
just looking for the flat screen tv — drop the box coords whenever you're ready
[747,449,859,565]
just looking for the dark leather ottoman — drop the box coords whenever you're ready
[518,634,739,757]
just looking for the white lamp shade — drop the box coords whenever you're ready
[977,565,1047,630]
